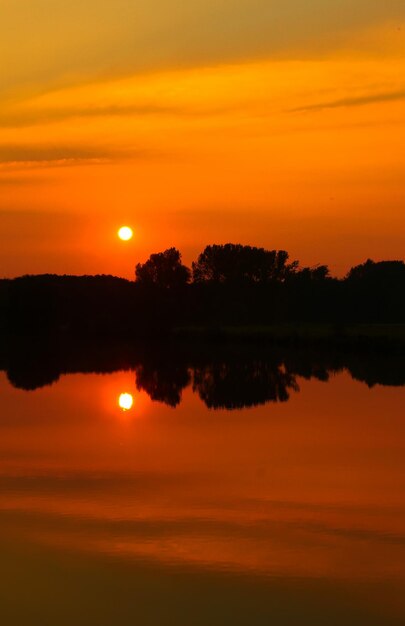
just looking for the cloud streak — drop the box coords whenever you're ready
[0,104,182,129]
[0,144,147,168]
[290,89,405,113]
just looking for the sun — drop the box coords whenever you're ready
[118,226,133,241]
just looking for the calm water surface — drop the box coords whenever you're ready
[0,351,404,625]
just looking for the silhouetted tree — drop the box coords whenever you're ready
[135,248,190,290]
[344,259,405,322]
[292,264,330,282]
[346,259,405,283]
[1,245,404,335]
[192,244,298,284]
[6,274,137,335]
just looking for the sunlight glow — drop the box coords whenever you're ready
[118,226,133,241]
[118,393,134,411]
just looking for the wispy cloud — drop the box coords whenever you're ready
[290,89,405,113]
[0,144,146,169]
[0,98,240,129]
[0,176,46,186]
[0,103,181,129]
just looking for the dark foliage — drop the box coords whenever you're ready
[344,260,405,322]
[192,243,298,284]
[135,248,190,289]
[0,245,404,335]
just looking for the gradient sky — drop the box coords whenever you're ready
[1,1,404,278]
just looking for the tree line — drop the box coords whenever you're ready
[135,245,302,287]
[1,242,404,334]
[135,243,404,326]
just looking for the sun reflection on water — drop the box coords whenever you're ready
[118,392,134,411]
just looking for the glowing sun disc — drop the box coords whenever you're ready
[118,226,133,241]
[118,393,134,411]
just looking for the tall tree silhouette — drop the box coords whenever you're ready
[345,259,405,322]
[192,243,298,284]
[346,259,405,283]
[135,248,190,290]
[291,264,330,282]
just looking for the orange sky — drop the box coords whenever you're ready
[1,2,405,278]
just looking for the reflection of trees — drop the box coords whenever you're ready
[1,337,404,406]
[192,360,299,409]
[345,354,405,387]
[135,361,190,407]
[7,363,60,391]
[282,354,343,383]
[6,341,61,391]
[133,356,300,410]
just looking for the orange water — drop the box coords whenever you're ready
[0,369,404,625]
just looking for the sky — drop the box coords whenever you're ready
[0,0,404,278]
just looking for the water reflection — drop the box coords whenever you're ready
[135,359,191,407]
[0,341,405,625]
[192,360,299,409]
[118,392,134,411]
[134,356,300,409]
[1,337,404,409]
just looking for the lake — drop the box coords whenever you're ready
[0,343,404,625]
